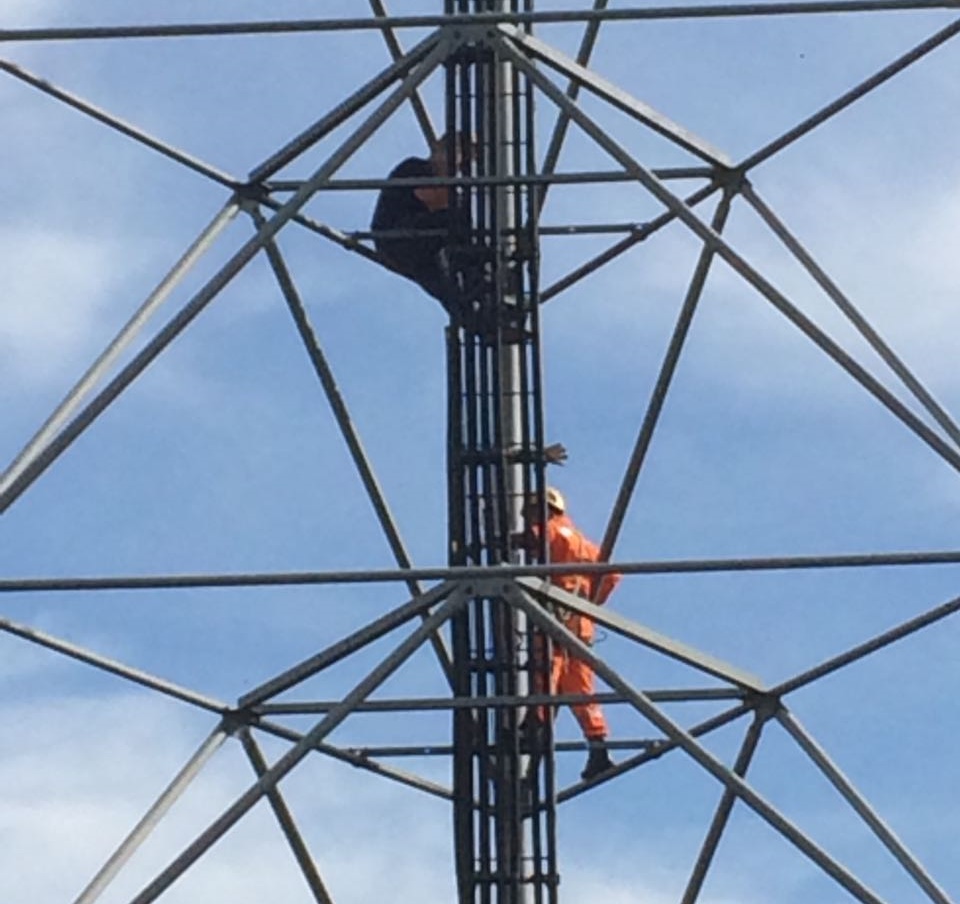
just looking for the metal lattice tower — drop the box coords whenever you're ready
[3,3,960,903]
[445,4,555,897]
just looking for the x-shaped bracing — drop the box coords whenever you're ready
[2,574,957,903]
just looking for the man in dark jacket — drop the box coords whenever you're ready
[370,133,471,315]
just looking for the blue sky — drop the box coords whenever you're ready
[2,2,960,902]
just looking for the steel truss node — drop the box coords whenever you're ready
[2,1,959,903]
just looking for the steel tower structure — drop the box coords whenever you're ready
[443,5,556,896]
[3,3,960,903]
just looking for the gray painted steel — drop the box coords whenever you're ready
[2,3,959,903]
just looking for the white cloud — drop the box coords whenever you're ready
[0,227,127,387]
[0,687,453,903]
[0,217,216,418]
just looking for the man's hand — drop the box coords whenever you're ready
[544,442,568,466]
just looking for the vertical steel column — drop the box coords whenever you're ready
[447,2,555,901]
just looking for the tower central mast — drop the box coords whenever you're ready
[445,1,556,900]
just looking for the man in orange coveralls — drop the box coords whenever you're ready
[519,486,621,781]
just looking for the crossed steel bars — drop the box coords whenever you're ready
[2,574,957,902]
[3,4,960,903]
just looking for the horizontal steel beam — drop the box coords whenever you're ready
[265,167,713,193]
[3,2,959,43]
[352,221,677,241]
[4,549,960,592]
[255,686,741,714]
[341,738,661,758]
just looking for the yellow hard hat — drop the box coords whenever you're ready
[523,486,566,515]
[545,486,566,513]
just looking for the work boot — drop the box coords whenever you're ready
[581,744,615,782]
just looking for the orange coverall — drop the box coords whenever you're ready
[531,512,621,741]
